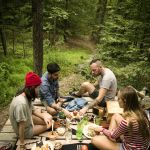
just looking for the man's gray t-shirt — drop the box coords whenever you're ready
[9,95,33,138]
[99,68,117,100]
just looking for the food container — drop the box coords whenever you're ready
[48,131,58,141]
[56,127,66,136]
[54,142,62,150]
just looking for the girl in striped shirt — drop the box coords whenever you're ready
[92,86,150,150]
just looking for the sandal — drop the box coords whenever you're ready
[69,92,81,98]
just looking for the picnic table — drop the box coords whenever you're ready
[15,109,97,150]
[1,97,124,150]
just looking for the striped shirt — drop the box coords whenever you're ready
[103,119,150,150]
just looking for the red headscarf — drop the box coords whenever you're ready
[25,72,41,87]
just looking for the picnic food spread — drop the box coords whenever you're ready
[54,142,62,150]
[35,144,49,150]
[48,131,58,140]
[32,141,52,150]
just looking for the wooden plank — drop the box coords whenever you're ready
[5,119,11,126]
[16,136,41,145]
[1,126,14,133]
[0,133,17,141]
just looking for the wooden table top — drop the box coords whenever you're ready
[15,111,97,150]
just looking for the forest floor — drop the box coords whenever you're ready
[0,36,95,131]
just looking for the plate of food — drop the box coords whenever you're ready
[31,141,53,150]
[70,117,81,125]
[83,124,101,139]
[71,110,81,118]
[66,110,83,125]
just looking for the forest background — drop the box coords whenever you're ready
[0,0,150,108]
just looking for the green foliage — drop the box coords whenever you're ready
[0,56,33,106]
[0,62,14,106]
[94,0,150,91]
[43,47,90,77]
[0,46,90,107]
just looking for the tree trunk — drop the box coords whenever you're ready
[22,34,25,58]
[95,0,107,43]
[64,0,69,42]
[32,0,43,76]
[51,17,56,45]
[0,3,7,56]
[12,29,15,54]
[0,28,7,56]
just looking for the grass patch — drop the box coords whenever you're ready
[0,46,91,107]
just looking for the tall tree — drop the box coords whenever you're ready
[32,0,43,76]
[95,0,107,43]
[0,1,7,56]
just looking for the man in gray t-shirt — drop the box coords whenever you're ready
[71,59,117,115]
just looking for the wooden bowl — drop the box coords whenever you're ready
[54,142,62,150]
[48,131,58,141]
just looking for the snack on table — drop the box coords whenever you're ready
[35,144,49,150]
[35,142,50,150]
[73,110,78,116]
[69,111,83,124]
[54,142,62,150]
[48,131,58,140]
[87,126,96,137]
[56,127,66,136]
[71,111,81,119]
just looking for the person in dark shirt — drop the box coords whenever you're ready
[39,62,71,117]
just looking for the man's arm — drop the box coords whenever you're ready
[93,80,99,87]
[79,88,107,115]
[87,88,107,109]
[19,121,25,149]
[50,103,71,118]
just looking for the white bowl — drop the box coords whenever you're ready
[56,127,66,136]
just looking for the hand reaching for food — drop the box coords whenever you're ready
[93,126,103,132]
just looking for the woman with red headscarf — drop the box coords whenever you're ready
[9,72,52,150]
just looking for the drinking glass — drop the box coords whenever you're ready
[95,117,101,125]
[65,128,72,143]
